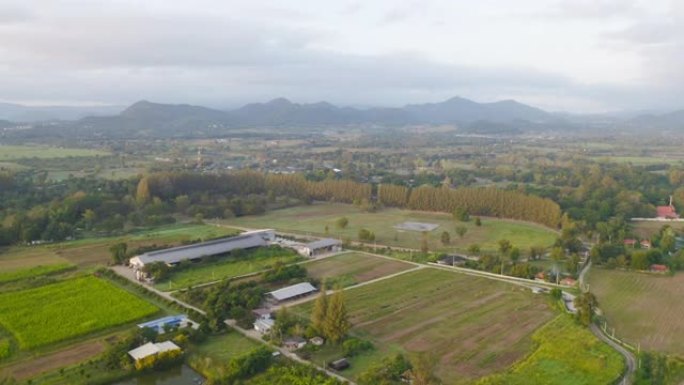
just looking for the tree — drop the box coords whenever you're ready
[109,242,128,264]
[440,231,450,245]
[323,289,350,344]
[82,209,96,230]
[509,247,521,265]
[467,244,481,255]
[498,239,512,256]
[407,353,441,385]
[574,291,598,326]
[455,226,467,239]
[453,208,470,222]
[336,217,349,229]
[474,217,482,226]
[311,288,328,335]
[528,245,545,260]
[136,177,151,205]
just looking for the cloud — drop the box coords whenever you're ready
[544,0,637,19]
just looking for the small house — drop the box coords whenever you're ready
[299,239,342,257]
[252,308,272,320]
[137,315,196,334]
[128,341,181,363]
[534,272,546,282]
[329,358,350,371]
[254,318,274,334]
[283,336,307,351]
[310,336,324,346]
[650,264,669,273]
[623,239,637,247]
[640,240,652,249]
[560,277,577,287]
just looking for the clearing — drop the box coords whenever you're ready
[587,268,684,356]
[222,203,557,253]
[292,268,555,384]
[303,252,415,288]
[0,276,159,349]
[0,145,108,160]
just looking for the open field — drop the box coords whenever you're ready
[0,263,74,284]
[293,268,555,384]
[0,276,158,349]
[154,247,303,291]
[304,252,415,288]
[0,246,70,271]
[0,145,109,160]
[188,331,261,379]
[588,268,684,356]
[223,204,557,253]
[476,315,624,385]
[631,220,683,239]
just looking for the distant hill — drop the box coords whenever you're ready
[0,119,15,128]
[0,103,123,122]
[630,110,684,130]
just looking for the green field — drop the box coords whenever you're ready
[0,246,70,272]
[0,145,108,160]
[293,268,555,384]
[476,315,624,385]
[587,268,684,355]
[0,276,159,349]
[304,252,415,288]
[0,263,74,284]
[154,247,304,291]
[223,204,557,253]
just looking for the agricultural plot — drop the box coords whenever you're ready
[587,268,684,355]
[0,145,108,160]
[0,263,75,284]
[476,315,623,385]
[223,203,557,253]
[293,268,555,384]
[154,247,304,291]
[304,252,415,288]
[630,220,682,239]
[0,276,159,349]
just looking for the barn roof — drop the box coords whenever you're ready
[134,233,266,266]
[128,341,180,361]
[268,282,317,301]
[657,205,679,219]
[137,315,186,329]
[305,238,341,250]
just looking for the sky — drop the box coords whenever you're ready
[0,0,681,113]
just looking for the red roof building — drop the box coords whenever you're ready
[624,239,637,247]
[640,240,652,249]
[650,264,669,273]
[656,205,679,219]
[560,277,577,287]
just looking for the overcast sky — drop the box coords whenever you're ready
[0,0,681,112]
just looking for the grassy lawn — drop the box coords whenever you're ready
[304,252,415,288]
[292,268,555,384]
[587,268,684,356]
[0,276,159,349]
[0,145,108,160]
[154,247,304,291]
[476,315,624,385]
[192,331,260,361]
[222,203,557,253]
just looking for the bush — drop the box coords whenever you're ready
[342,337,374,357]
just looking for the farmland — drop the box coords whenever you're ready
[0,276,158,349]
[0,145,109,160]
[587,268,684,356]
[304,252,415,288]
[154,246,304,291]
[476,315,623,385]
[0,263,75,284]
[292,268,555,384]
[223,204,557,253]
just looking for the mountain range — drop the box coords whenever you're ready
[2,96,684,138]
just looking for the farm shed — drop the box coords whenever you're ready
[300,238,342,257]
[283,336,307,351]
[267,282,317,303]
[128,230,273,269]
[329,358,350,371]
[128,341,181,362]
[137,315,196,334]
[254,318,274,334]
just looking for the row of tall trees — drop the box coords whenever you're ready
[379,185,561,228]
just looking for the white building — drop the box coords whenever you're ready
[128,341,181,362]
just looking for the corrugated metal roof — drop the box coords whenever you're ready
[135,233,266,265]
[137,315,186,329]
[268,282,317,301]
[305,238,341,250]
[128,341,180,360]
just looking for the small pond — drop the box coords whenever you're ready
[114,365,204,385]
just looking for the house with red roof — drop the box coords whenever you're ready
[640,240,652,249]
[656,196,679,219]
[624,239,637,247]
[650,264,669,273]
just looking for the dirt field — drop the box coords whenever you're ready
[588,268,684,355]
[2,338,105,380]
[304,252,415,287]
[222,203,557,253]
[0,247,69,272]
[293,268,554,384]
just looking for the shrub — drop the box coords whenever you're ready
[342,337,374,357]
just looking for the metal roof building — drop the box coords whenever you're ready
[300,238,342,257]
[129,231,272,268]
[267,282,317,302]
[128,341,181,361]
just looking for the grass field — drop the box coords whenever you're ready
[304,252,415,288]
[0,246,70,272]
[0,263,75,284]
[154,247,303,291]
[587,268,684,355]
[0,276,158,349]
[476,315,624,385]
[292,268,555,384]
[631,220,683,239]
[0,145,108,160]
[223,204,557,253]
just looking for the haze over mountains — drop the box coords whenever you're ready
[2,96,684,138]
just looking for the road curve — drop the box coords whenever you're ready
[590,324,637,385]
